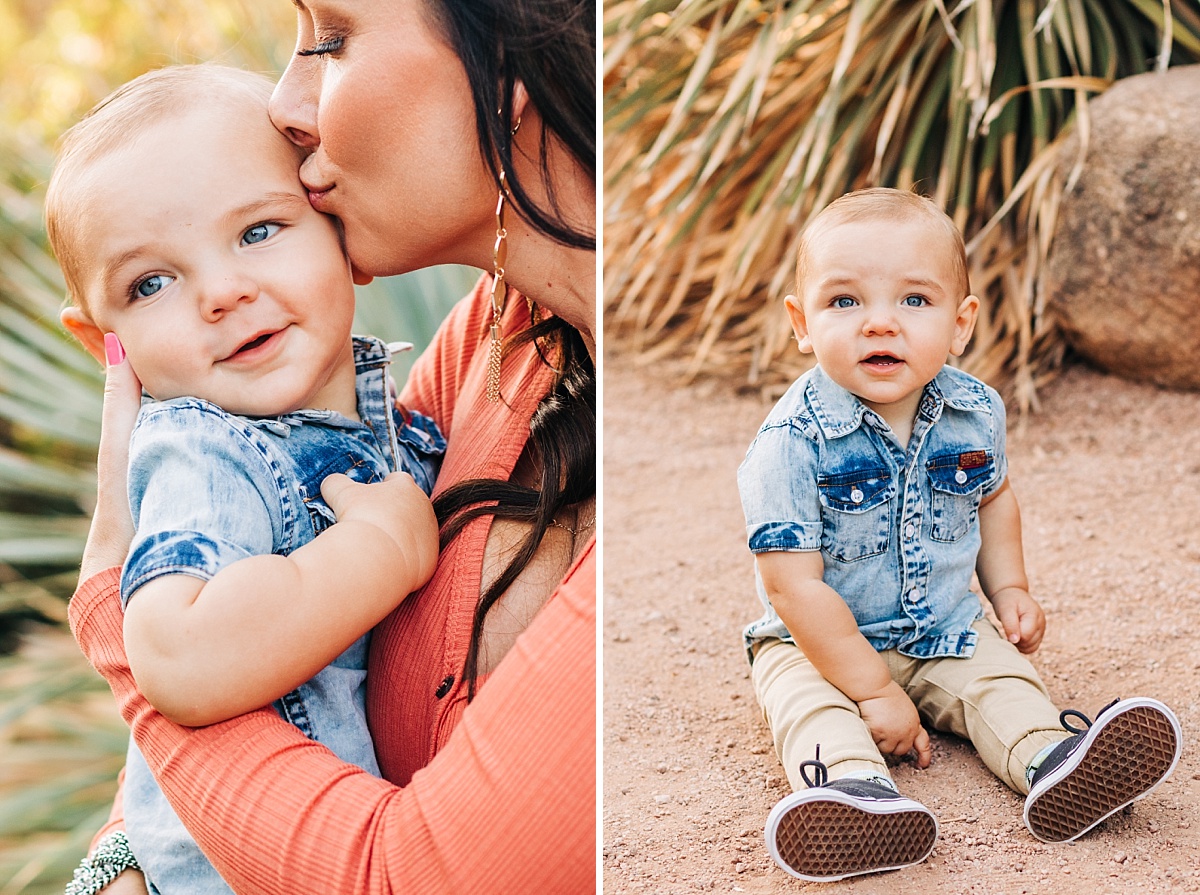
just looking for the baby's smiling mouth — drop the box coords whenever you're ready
[221,329,280,362]
[237,333,273,354]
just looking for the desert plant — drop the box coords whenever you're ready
[604,0,1200,409]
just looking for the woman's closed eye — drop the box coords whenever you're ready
[297,36,344,57]
[241,222,283,246]
[131,273,175,301]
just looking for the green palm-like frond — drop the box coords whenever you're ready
[604,0,1200,408]
[0,632,129,895]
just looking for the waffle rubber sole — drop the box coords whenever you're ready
[1024,698,1182,843]
[765,789,937,882]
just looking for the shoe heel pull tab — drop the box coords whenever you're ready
[1059,708,1093,735]
[798,745,829,789]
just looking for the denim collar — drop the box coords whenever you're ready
[240,334,403,473]
[804,363,992,441]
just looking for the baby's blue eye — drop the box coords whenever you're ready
[833,296,857,309]
[903,294,928,307]
[134,274,173,298]
[242,222,281,245]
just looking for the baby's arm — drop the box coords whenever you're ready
[756,550,931,767]
[976,478,1045,653]
[120,404,439,727]
[124,471,435,726]
[125,471,436,727]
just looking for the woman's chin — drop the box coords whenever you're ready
[347,247,427,281]
[339,232,403,280]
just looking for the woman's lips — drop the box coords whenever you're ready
[300,172,335,210]
[307,185,334,211]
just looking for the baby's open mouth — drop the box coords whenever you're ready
[862,353,903,368]
[236,333,273,354]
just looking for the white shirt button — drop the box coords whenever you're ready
[905,523,916,539]
[909,588,919,601]
[955,470,968,484]
[850,488,864,504]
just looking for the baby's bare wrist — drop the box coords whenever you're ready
[853,678,905,705]
[989,584,1030,603]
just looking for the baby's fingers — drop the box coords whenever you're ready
[320,471,423,520]
[995,601,1022,645]
[318,473,359,515]
[873,730,909,758]
[912,727,932,768]
[1015,603,1045,654]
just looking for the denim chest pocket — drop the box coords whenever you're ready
[301,452,386,536]
[817,468,894,563]
[926,451,995,542]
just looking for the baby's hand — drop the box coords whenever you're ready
[857,682,932,768]
[320,472,439,589]
[991,587,1045,654]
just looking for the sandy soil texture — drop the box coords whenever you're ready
[602,355,1200,894]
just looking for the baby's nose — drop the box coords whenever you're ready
[200,273,259,319]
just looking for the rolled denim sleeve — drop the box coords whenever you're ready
[122,403,285,604]
[737,421,822,554]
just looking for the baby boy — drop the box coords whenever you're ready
[738,187,1182,882]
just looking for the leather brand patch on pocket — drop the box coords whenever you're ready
[958,450,988,469]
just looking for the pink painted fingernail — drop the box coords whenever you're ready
[104,332,125,366]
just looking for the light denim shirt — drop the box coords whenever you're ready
[120,335,445,895]
[739,364,1007,664]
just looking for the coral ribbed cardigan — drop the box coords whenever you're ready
[69,277,598,893]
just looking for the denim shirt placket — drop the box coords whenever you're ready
[870,389,943,646]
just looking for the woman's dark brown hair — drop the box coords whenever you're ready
[427,0,596,698]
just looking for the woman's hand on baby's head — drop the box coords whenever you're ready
[78,333,142,582]
[319,471,439,589]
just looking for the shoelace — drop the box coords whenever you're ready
[1059,697,1121,736]
[798,745,829,788]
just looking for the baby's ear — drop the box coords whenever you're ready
[950,293,980,357]
[784,294,814,354]
[60,306,109,366]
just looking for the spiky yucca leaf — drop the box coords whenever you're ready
[604,0,1200,408]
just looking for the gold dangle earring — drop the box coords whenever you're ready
[486,114,522,403]
[486,170,509,403]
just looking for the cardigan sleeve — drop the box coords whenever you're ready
[69,541,596,894]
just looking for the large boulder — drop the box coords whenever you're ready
[1045,65,1200,390]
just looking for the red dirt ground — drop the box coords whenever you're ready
[603,355,1200,894]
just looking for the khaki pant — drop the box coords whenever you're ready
[751,619,1066,795]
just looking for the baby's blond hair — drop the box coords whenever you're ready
[45,64,287,310]
[795,188,970,299]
